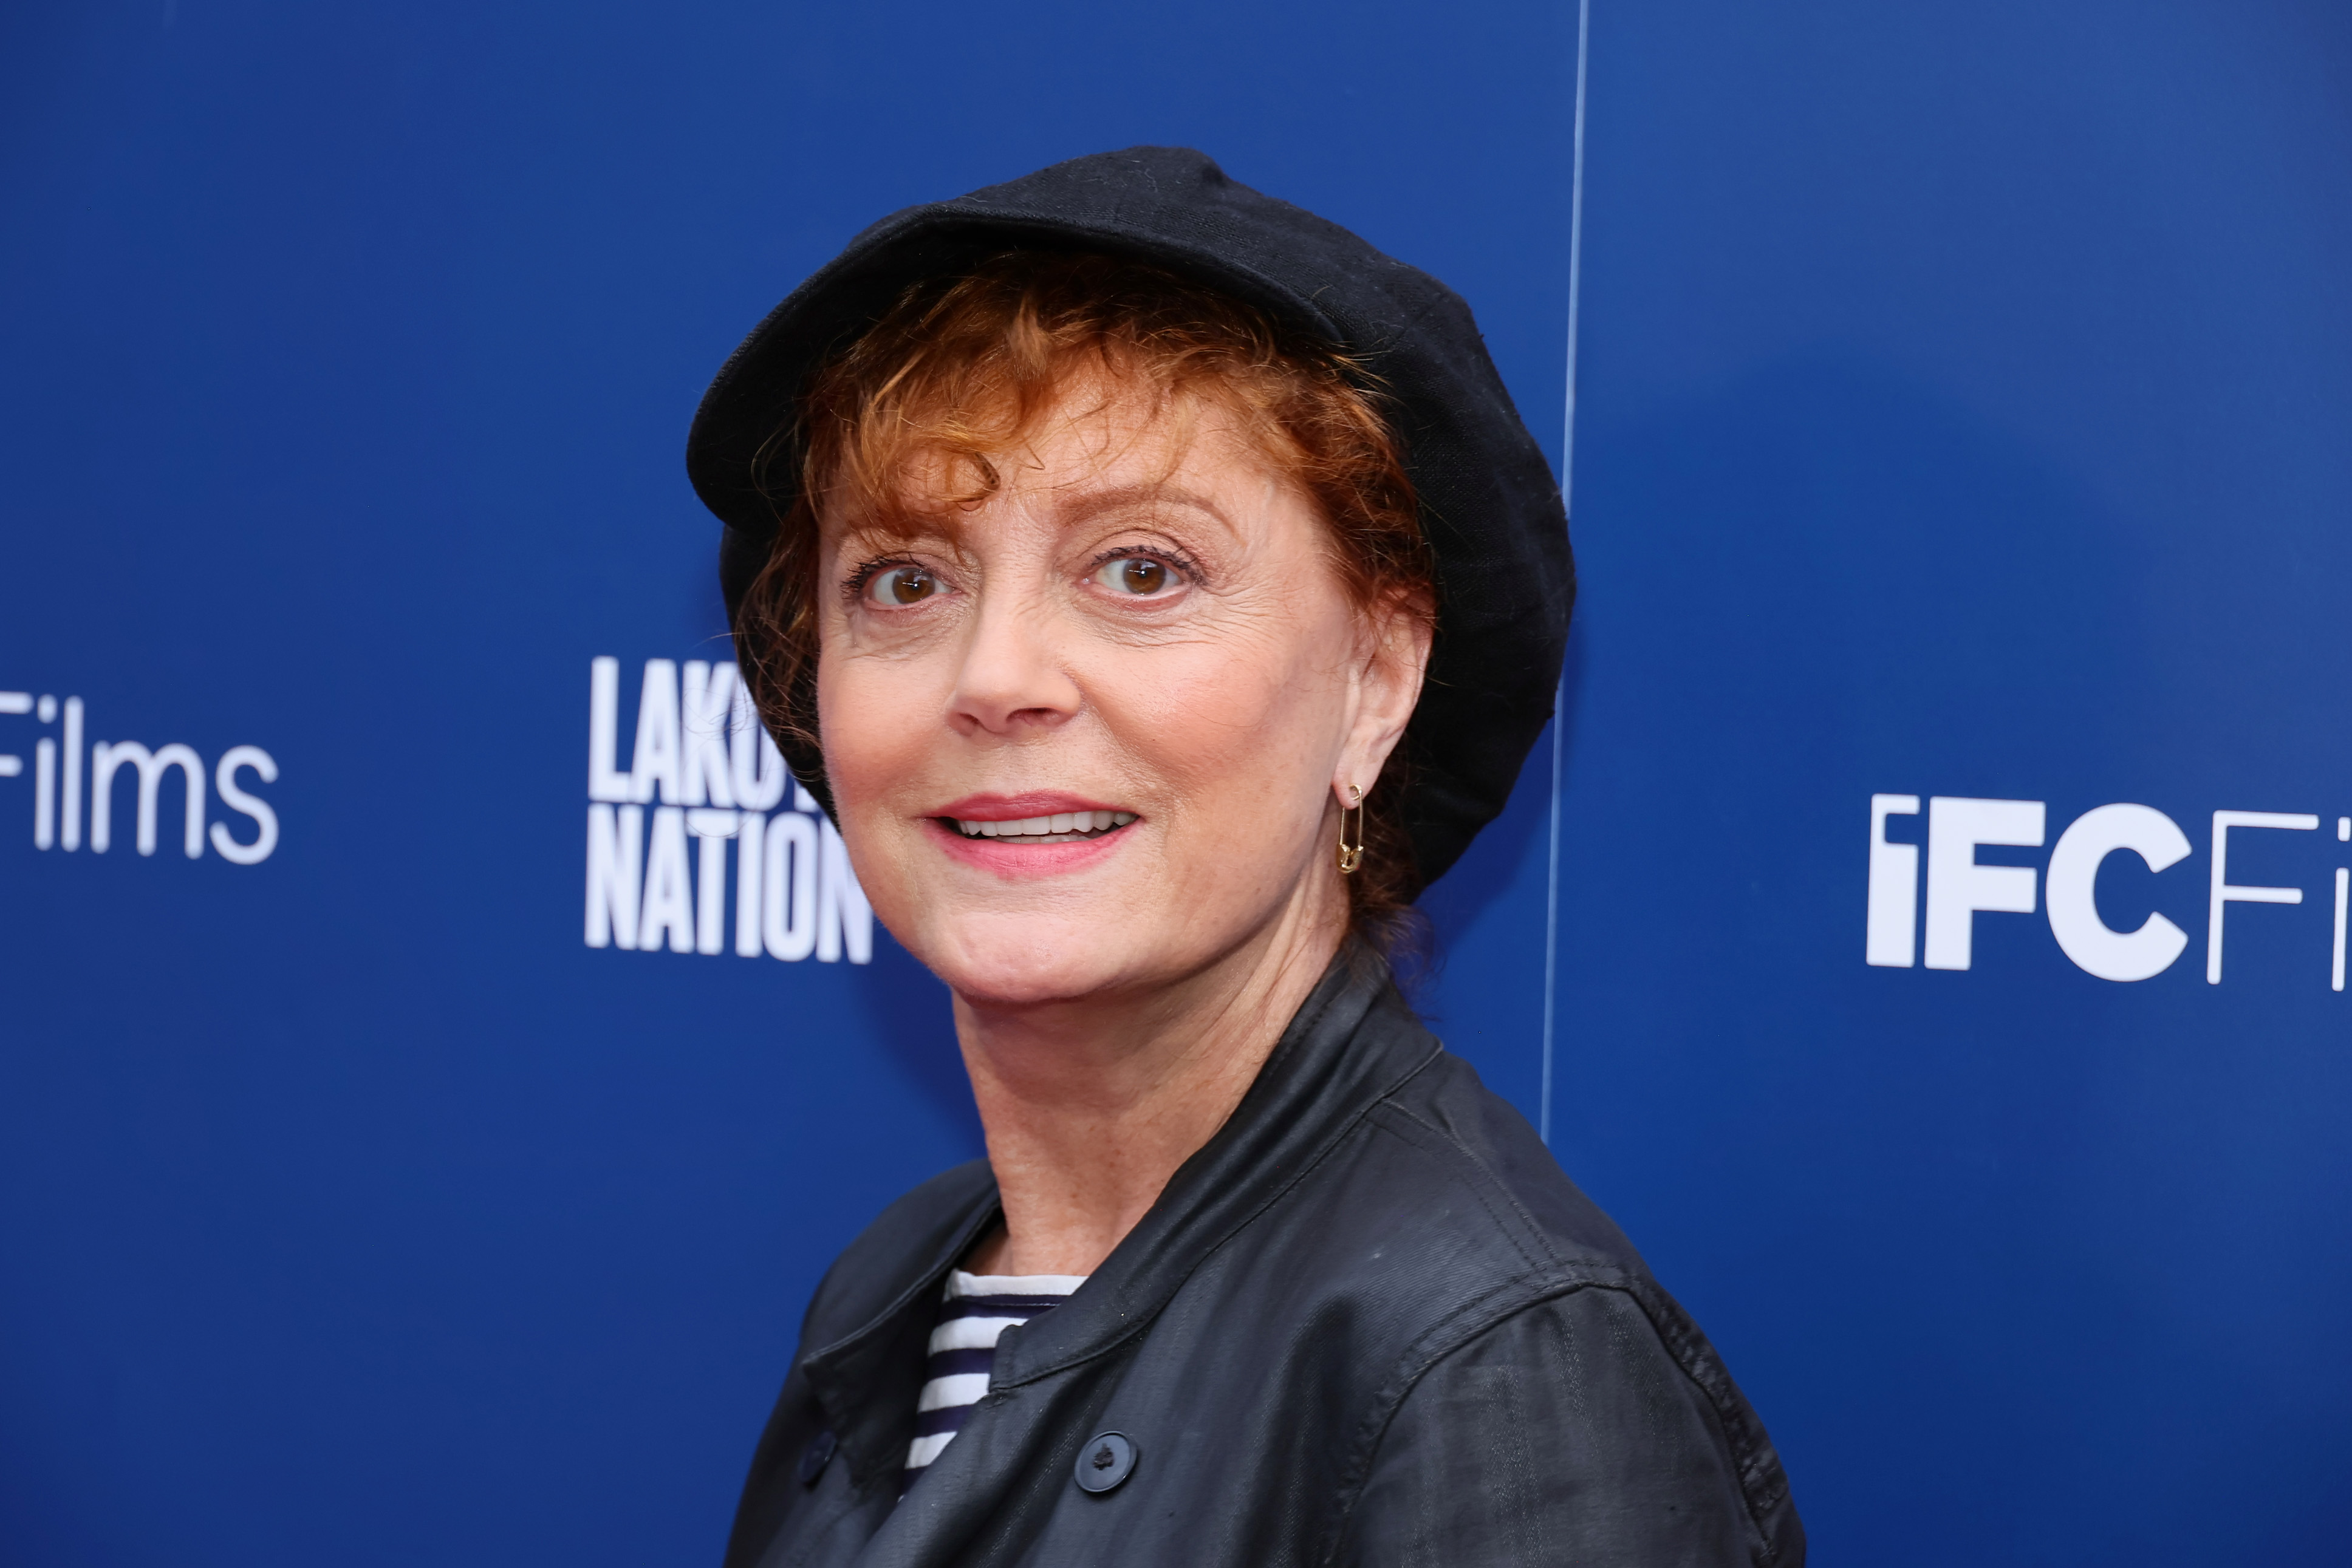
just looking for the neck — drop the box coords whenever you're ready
[953,885,1349,1278]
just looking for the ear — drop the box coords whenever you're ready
[1333,591,1434,805]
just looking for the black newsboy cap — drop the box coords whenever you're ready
[686,146,1573,892]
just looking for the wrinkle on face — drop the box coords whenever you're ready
[815,371,1404,1015]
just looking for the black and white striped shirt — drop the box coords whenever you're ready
[904,1270,1085,1484]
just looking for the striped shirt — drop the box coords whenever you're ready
[904,1269,1085,1484]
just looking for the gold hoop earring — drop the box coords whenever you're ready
[1336,784,1365,875]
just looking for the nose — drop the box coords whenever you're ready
[946,591,1082,738]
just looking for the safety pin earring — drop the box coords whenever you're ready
[1336,784,1365,874]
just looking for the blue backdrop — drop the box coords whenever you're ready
[2,2,2345,1564]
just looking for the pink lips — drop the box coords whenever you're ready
[932,791,1127,822]
[925,792,1137,879]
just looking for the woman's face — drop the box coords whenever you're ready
[814,377,1424,1010]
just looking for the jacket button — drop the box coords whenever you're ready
[798,1429,837,1487]
[1074,1431,1137,1493]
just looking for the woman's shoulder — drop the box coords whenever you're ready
[1165,1031,1658,1351]
[1232,1038,1743,1414]
[1293,1049,1804,1561]
[1116,1026,1802,1562]
[1350,1043,1652,1282]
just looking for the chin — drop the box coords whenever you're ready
[913,910,1164,1010]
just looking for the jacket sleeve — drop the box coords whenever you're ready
[1336,1283,1800,1567]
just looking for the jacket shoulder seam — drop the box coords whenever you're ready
[1316,1264,1624,1567]
[1317,1266,1795,1567]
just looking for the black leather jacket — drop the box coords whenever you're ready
[725,953,1805,1567]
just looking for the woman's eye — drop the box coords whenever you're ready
[1094,556,1175,596]
[865,565,939,606]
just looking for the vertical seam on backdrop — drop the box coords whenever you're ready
[1542,0,1591,1148]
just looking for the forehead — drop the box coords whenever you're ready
[1008,377,1271,485]
[821,369,1292,542]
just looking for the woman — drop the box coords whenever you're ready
[688,148,1803,1567]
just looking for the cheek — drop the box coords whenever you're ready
[813,635,942,812]
[812,639,954,937]
[1100,607,1355,815]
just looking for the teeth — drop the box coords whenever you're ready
[952,811,1139,840]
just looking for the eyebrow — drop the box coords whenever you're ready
[1045,482,1241,541]
[833,480,1242,557]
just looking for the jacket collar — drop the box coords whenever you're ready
[800,1179,1003,1492]
[988,946,1439,1386]
[796,944,1438,1489]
